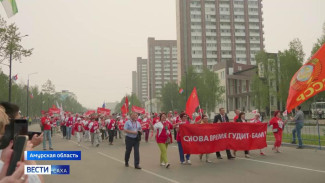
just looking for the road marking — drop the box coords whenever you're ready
[97,152,180,183]
[237,157,325,174]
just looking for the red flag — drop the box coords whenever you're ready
[121,105,127,115]
[97,107,111,115]
[185,87,200,119]
[84,110,95,116]
[286,43,325,112]
[125,96,129,112]
[132,106,145,114]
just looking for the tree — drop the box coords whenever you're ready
[115,93,142,114]
[0,20,33,64]
[278,39,304,109]
[160,66,224,114]
[311,22,325,56]
[160,82,182,112]
[288,38,305,64]
[251,51,271,113]
[41,79,56,94]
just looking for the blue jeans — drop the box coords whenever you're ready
[66,127,72,140]
[292,123,304,147]
[43,130,52,149]
[177,141,190,163]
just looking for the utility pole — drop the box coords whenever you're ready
[27,72,37,117]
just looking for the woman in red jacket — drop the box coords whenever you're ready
[150,113,173,168]
[74,118,84,146]
[269,111,287,153]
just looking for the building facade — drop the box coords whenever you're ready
[148,37,178,99]
[177,0,264,112]
[136,57,148,103]
[132,71,137,96]
[176,0,264,73]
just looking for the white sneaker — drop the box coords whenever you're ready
[206,160,212,163]
[186,160,192,165]
[245,154,250,158]
[78,144,81,147]
[160,163,166,166]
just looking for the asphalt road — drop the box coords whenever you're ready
[29,124,325,183]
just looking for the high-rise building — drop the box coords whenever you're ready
[147,37,178,99]
[176,0,264,112]
[132,71,137,96]
[136,57,148,103]
[176,0,264,75]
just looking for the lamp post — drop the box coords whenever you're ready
[27,72,38,117]
[8,34,29,102]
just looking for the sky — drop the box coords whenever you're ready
[0,0,324,109]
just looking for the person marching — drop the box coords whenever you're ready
[124,112,142,169]
[150,113,173,168]
[74,118,84,146]
[213,108,236,160]
[89,116,100,147]
[141,114,150,143]
[175,112,191,165]
[250,113,265,155]
[66,114,73,140]
[107,114,116,145]
[235,112,250,158]
[269,111,287,153]
[198,115,212,163]
[82,116,91,141]
[42,113,53,150]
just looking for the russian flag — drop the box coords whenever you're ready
[179,88,184,94]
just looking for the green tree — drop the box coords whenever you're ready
[160,82,182,112]
[115,93,142,114]
[278,40,304,109]
[160,66,224,114]
[311,22,325,56]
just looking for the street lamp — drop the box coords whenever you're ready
[27,72,38,117]
[8,34,29,102]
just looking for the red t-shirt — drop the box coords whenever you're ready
[107,119,116,130]
[41,117,51,130]
[90,121,99,133]
[176,120,190,142]
[66,117,73,127]
[154,121,173,143]
[234,115,239,122]
[141,118,150,130]
[269,117,284,131]
[74,122,84,132]
[118,120,125,130]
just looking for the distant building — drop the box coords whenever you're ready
[136,57,148,103]
[147,37,178,99]
[132,71,137,96]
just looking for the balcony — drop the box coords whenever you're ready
[235,32,246,36]
[234,19,245,22]
[236,39,246,44]
[222,54,232,58]
[250,32,260,36]
[191,39,202,44]
[221,32,231,36]
[206,32,217,36]
[249,18,259,23]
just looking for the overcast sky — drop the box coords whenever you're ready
[0,0,324,109]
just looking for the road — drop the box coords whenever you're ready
[29,124,325,183]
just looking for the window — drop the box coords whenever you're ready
[242,80,247,93]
